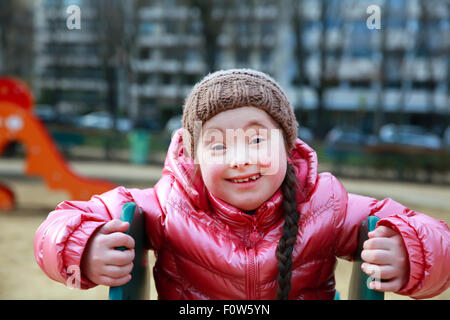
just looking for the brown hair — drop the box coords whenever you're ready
[276,161,300,299]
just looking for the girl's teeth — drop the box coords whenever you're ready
[232,174,260,183]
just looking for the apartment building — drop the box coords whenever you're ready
[32,0,448,129]
[34,0,109,115]
[131,0,292,122]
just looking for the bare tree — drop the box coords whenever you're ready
[90,0,145,159]
[0,0,35,84]
[418,0,438,130]
[187,0,231,73]
[290,0,307,87]
[314,0,329,139]
[372,0,389,137]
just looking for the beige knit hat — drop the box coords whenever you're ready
[182,68,298,158]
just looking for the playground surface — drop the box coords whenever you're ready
[0,160,449,300]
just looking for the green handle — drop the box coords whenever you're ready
[348,215,385,300]
[114,202,136,251]
[108,202,149,300]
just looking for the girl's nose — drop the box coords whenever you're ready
[229,158,249,168]
[228,148,250,168]
[227,141,253,168]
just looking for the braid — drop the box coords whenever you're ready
[276,162,300,300]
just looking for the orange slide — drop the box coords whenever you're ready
[0,77,117,211]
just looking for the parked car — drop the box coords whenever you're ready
[326,126,377,146]
[33,105,81,126]
[33,105,58,123]
[325,126,377,157]
[75,111,132,132]
[379,124,442,150]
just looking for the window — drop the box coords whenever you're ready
[238,22,251,38]
[261,48,272,64]
[188,20,202,34]
[164,20,177,34]
[161,73,172,85]
[182,74,199,85]
[163,48,182,61]
[63,0,82,6]
[186,49,201,63]
[140,22,155,35]
[139,48,152,60]
[236,48,250,64]
[262,22,274,36]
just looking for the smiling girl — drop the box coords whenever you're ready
[34,69,449,299]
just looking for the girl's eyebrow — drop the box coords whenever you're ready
[243,120,268,130]
[202,120,270,145]
[204,120,268,131]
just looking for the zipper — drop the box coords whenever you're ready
[246,222,260,300]
[247,247,256,299]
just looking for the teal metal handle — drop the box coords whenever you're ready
[114,202,135,252]
[348,215,385,300]
[108,202,149,300]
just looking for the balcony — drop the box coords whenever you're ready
[132,59,204,74]
[37,78,107,92]
[36,55,102,67]
[133,84,192,99]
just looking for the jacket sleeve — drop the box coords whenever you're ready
[34,185,166,289]
[332,175,450,299]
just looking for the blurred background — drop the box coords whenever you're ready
[0,0,449,300]
[0,0,449,176]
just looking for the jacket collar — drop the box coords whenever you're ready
[206,186,283,231]
[163,128,318,231]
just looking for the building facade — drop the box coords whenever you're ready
[33,0,449,133]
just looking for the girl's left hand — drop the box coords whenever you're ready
[360,226,409,292]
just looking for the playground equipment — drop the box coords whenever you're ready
[0,77,117,210]
[109,202,149,300]
[348,215,384,300]
[109,202,384,300]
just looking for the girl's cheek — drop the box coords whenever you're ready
[201,163,225,185]
[257,148,285,176]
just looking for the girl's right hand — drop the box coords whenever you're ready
[81,219,135,286]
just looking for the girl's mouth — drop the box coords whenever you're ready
[227,173,261,184]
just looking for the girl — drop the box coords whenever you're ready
[34,69,449,299]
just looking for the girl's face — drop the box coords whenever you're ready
[196,106,287,211]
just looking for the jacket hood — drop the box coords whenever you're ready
[162,128,318,219]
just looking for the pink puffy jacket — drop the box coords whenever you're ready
[34,129,449,299]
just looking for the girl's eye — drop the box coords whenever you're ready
[250,136,264,144]
[211,143,225,151]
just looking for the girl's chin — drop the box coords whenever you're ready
[227,198,263,211]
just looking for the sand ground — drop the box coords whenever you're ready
[0,160,448,300]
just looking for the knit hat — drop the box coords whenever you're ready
[182,68,298,158]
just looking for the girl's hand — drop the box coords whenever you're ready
[360,226,409,292]
[81,219,135,286]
